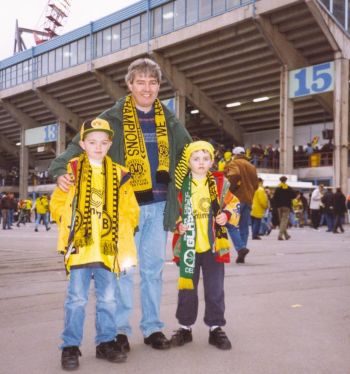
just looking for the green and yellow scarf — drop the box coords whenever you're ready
[122,95,170,202]
[73,153,119,255]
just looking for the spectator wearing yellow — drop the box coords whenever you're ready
[251,178,268,239]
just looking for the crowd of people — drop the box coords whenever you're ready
[1,58,349,372]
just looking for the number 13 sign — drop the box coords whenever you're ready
[289,61,334,98]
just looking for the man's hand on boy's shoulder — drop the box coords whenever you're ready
[57,173,74,192]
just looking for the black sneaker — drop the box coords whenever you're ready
[61,346,81,371]
[209,327,232,350]
[144,332,171,350]
[170,328,193,347]
[236,248,249,264]
[115,334,130,353]
[96,340,127,363]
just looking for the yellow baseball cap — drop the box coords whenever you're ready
[80,118,114,140]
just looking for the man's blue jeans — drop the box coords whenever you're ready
[35,213,49,230]
[251,216,261,239]
[114,201,167,338]
[61,267,118,348]
[227,202,251,251]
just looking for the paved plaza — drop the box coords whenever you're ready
[0,223,349,374]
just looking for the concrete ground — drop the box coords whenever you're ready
[0,222,349,374]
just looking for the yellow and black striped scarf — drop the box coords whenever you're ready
[73,153,119,255]
[122,95,170,202]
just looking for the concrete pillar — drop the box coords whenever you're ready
[175,92,186,126]
[56,121,66,156]
[333,58,349,192]
[19,128,29,199]
[279,67,294,174]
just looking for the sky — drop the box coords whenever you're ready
[0,0,139,60]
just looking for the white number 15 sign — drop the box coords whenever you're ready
[289,61,334,98]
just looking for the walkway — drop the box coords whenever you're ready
[0,223,349,374]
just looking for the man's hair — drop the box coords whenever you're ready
[125,58,162,84]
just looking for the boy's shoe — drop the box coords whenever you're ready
[144,332,171,350]
[236,248,249,264]
[209,327,232,350]
[170,328,193,347]
[61,346,81,371]
[96,340,127,363]
[115,334,130,353]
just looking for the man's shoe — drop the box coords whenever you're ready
[96,340,127,363]
[209,327,232,350]
[61,346,81,371]
[35,228,38,232]
[170,328,193,347]
[144,332,171,350]
[252,236,261,240]
[278,236,283,240]
[285,234,291,240]
[46,227,51,231]
[115,334,130,353]
[236,248,249,264]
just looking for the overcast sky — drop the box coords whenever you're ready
[0,0,139,60]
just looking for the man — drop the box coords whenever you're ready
[272,176,296,240]
[49,58,192,351]
[309,184,324,230]
[250,178,268,240]
[224,146,258,263]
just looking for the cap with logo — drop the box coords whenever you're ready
[80,118,114,140]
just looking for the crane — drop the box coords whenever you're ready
[13,0,72,54]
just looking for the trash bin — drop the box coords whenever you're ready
[309,153,321,167]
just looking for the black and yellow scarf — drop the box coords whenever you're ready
[122,95,170,202]
[73,153,119,255]
[178,172,230,289]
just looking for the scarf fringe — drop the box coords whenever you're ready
[102,241,118,256]
[74,236,93,249]
[178,277,194,290]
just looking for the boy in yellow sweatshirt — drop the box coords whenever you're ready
[50,118,139,370]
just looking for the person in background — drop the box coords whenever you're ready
[272,176,296,240]
[224,146,258,264]
[251,178,268,239]
[309,184,324,230]
[321,188,334,232]
[50,118,139,370]
[333,187,346,233]
[32,194,50,232]
[49,58,192,351]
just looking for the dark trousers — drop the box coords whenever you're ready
[251,216,262,238]
[176,250,225,327]
[310,209,320,229]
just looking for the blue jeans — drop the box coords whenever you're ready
[114,201,167,337]
[35,213,49,230]
[251,216,261,238]
[61,267,118,348]
[227,202,251,251]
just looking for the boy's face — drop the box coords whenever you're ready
[189,150,213,178]
[127,72,160,112]
[79,131,112,162]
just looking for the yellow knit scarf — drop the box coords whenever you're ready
[73,153,119,255]
[122,95,169,202]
